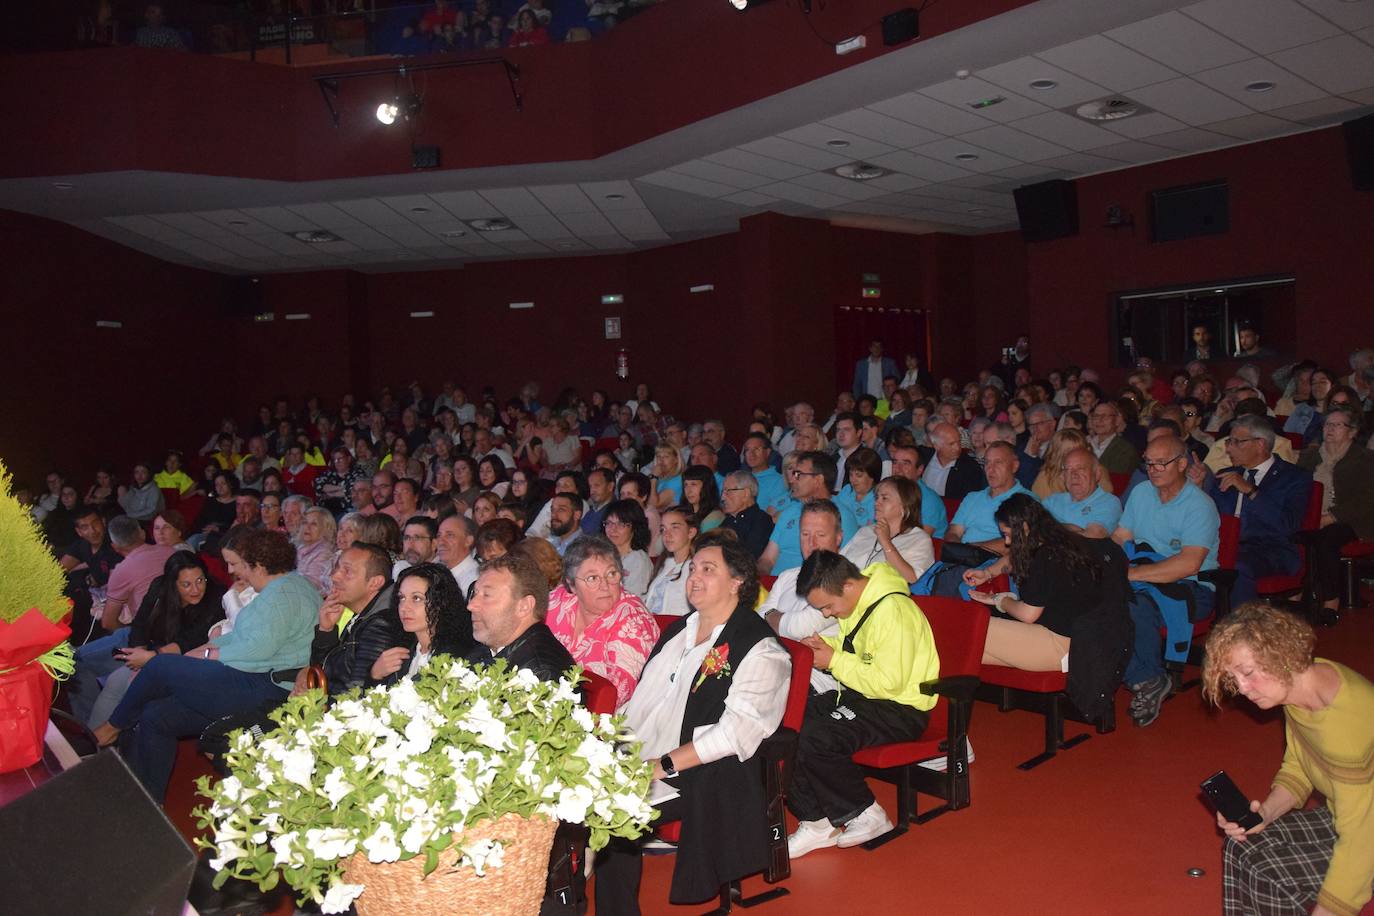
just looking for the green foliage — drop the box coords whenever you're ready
[0,460,70,625]
[193,658,655,914]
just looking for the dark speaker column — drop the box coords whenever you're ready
[1013,179,1079,242]
[1345,112,1374,191]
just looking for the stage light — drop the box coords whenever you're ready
[376,101,399,125]
[375,93,422,126]
[730,0,776,10]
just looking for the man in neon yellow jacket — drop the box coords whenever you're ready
[786,553,940,858]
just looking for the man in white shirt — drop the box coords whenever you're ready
[472,428,516,470]
[760,500,844,694]
[830,412,862,494]
[777,402,815,456]
[437,514,479,594]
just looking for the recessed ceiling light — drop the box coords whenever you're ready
[833,162,890,181]
[468,218,514,232]
[291,229,342,243]
[954,153,980,162]
[968,208,987,214]
[228,219,249,227]
[440,229,467,238]
[1244,80,1276,93]
[558,242,578,250]
[604,193,625,201]
[410,206,431,214]
[825,138,852,148]
[1028,79,1058,91]
[51,182,74,190]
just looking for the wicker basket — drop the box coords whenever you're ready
[342,813,558,916]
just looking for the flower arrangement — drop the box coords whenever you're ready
[193,657,656,914]
[0,459,74,773]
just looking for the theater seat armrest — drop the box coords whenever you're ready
[921,674,980,701]
[1198,569,1237,589]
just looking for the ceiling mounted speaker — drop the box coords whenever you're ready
[881,8,919,46]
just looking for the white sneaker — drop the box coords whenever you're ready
[787,818,840,858]
[837,802,894,848]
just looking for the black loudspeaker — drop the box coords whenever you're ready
[1013,179,1079,242]
[881,8,919,46]
[1345,112,1374,192]
[0,752,197,916]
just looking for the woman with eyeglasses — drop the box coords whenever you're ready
[601,498,653,598]
[545,534,660,708]
[70,551,224,728]
[645,505,699,616]
[1297,404,1374,619]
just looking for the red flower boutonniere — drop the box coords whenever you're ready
[692,644,732,693]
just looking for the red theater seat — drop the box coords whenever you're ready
[978,665,1115,770]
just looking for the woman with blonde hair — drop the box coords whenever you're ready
[1033,429,1114,499]
[652,442,685,510]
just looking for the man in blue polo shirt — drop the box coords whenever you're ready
[1111,435,1220,727]
[758,451,858,576]
[1043,447,1121,538]
[946,442,1035,555]
[741,432,790,518]
[888,443,948,538]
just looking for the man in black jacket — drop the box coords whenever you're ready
[466,555,573,682]
[292,542,396,696]
[923,422,986,503]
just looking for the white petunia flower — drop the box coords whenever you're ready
[362,823,402,863]
[313,713,348,747]
[553,785,594,823]
[388,678,422,715]
[272,832,303,868]
[459,839,505,877]
[571,706,595,731]
[209,840,248,871]
[320,882,365,914]
[306,827,357,861]
[400,816,436,853]
[279,746,316,789]
[321,767,351,805]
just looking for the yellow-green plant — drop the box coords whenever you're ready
[0,459,70,625]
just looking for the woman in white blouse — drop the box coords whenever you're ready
[841,477,935,583]
[644,505,698,616]
[602,498,654,598]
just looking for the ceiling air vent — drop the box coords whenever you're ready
[833,162,890,181]
[1075,97,1142,122]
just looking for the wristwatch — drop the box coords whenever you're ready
[660,754,677,777]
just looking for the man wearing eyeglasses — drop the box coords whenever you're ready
[758,452,859,576]
[1111,436,1220,727]
[1202,415,1311,605]
[720,470,774,560]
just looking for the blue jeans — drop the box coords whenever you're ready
[109,654,287,801]
[68,628,129,727]
[1125,582,1215,686]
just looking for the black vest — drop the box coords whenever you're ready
[643,606,783,903]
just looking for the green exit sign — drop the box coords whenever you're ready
[862,287,881,299]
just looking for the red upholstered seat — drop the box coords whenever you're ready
[580,669,618,716]
[1108,472,1130,498]
[942,497,961,523]
[1341,540,1374,559]
[1256,482,1323,600]
[760,574,777,591]
[1282,432,1304,450]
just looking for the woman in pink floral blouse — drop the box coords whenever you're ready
[546,535,660,708]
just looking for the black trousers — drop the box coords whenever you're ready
[1310,522,1356,601]
[786,690,929,826]
[592,794,687,916]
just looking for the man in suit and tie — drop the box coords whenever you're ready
[1200,415,1312,605]
[853,340,898,400]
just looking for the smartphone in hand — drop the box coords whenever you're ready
[1201,770,1262,829]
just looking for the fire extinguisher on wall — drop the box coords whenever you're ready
[615,348,629,381]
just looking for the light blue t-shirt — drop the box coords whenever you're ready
[919,480,948,539]
[213,572,321,674]
[657,475,683,506]
[753,467,790,516]
[1043,486,1122,534]
[950,482,1036,545]
[835,484,876,530]
[768,498,860,575]
[1119,481,1220,581]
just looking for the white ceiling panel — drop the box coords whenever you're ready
[557,211,617,236]
[501,240,554,255]
[334,198,409,225]
[375,223,442,246]
[1011,111,1124,150]
[757,181,851,208]
[669,160,776,190]
[476,188,550,217]
[1145,127,1236,152]
[1106,11,1252,74]
[151,212,223,236]
[334,227,404,250]
[605,210,668,239]
[378,195,449,222]
[529,184,598,214]
[105,214,186,240]
[1343,86,1374,105]
[242,232,308,254]
[919,77,1051,122]
[702,148,811,180]
[869,150,977,182]
[976,57,1111,107]
[1036,35,1180,90]
[912,137,1021,172]
[1193,58,1328,111]
[777,124,897,161]
[637,170,736,198]
[989,164,1066,181]
[721,190,779,206]
[946,174,1010,188]
[863,172,928,193]
[959,125,1075,162]
[581,181,643,210]
[197,210,275,234]
[865,93,995,135]
[236,207,316,232]
[1128,77,1254,125]
[508,213,575,240]
[1183,0,1342,54]
[787,172,888,201]
[1204,113,1295,140]
[737,137,853,170]
[1037,151,1133,174]
[1267,96,1367,122]
[585,235,631,250]
[1270,34,1374,94]
[1295,0,1374,31]
[1101,111,1191,138]
[426,191,503,220]
[819,110,944,148]
[1359,26,1374,47]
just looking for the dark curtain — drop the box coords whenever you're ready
[833,305,928,395]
